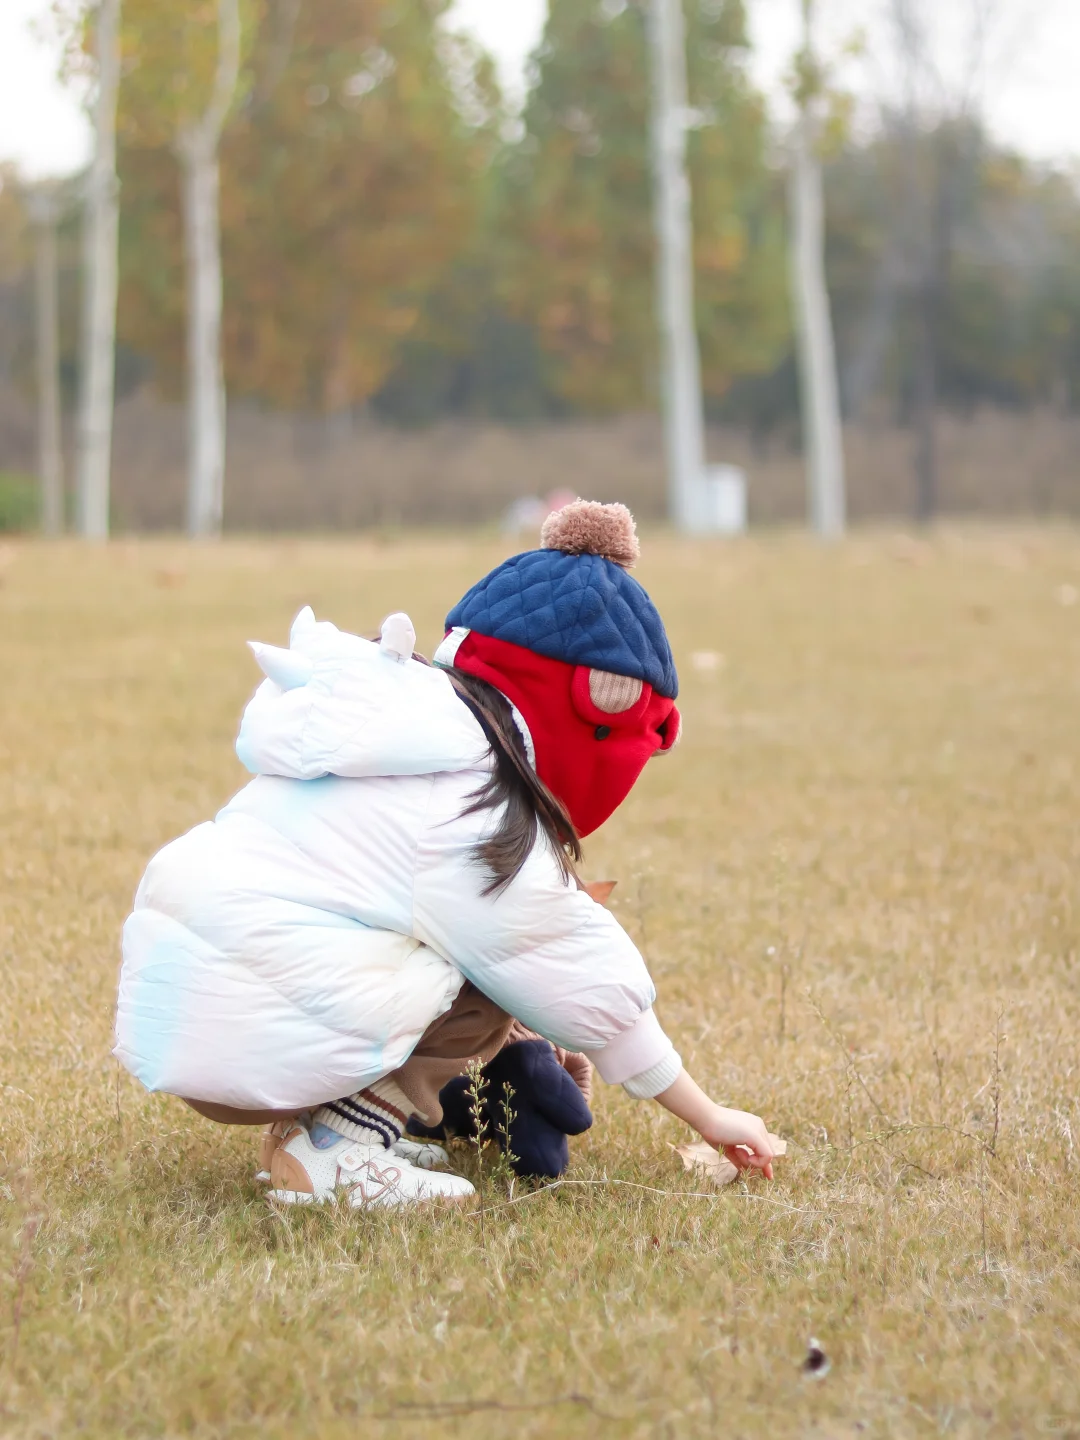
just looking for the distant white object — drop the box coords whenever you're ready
[700,464,747,535]
[502,496,548,536]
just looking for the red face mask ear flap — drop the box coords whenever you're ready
[570,667,653,726]
[653,704,682,755]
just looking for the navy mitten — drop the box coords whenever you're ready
[407,1038,593,1179]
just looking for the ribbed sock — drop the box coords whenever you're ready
[311,1077,411,1150]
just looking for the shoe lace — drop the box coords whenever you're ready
[339,1159,403,1205]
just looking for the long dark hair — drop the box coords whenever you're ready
[440,665,582,895]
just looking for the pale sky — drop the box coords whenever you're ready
[2,0,1078,180]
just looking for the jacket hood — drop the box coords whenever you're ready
[235,607,490,782]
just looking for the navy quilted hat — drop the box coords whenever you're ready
[445,501,678,699]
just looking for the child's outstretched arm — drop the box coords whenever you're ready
[415,846,776,1178]
[655,1070,775,1180]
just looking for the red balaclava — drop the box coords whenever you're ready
[437,502,681,837]
[447,630,679,837]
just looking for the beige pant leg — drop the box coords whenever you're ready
[182,1099,298,1125]
[390,981,513,1124]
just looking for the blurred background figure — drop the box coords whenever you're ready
[0,0,1077,537]
[502,497,551,538]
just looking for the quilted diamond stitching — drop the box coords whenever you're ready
[446,549,678,697]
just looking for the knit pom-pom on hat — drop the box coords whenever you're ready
[540,499,640,570]
[442,495,677,698]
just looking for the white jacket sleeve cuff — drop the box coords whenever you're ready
[588,1008,679,1087]
[621,1050,684,1099]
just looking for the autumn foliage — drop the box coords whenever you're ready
[82,0,1080,428]
[501,0,787,411]
[115,0,497,411]
[111,0,788,416]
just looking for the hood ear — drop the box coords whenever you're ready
[379,612,416,664]
[248,641,314,691]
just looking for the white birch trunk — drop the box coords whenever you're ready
[178,136,227,537]
[29,191,64,535]
[76,0,121,541]
[176,0,240,539]
[647,0,708,533]
[789,108,846,538]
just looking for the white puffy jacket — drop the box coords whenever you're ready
[114,608,681,1110]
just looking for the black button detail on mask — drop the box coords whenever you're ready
[594,725,612,740]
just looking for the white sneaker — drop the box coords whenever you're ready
[268,1122,474,1209]
[255,1117,301,1183]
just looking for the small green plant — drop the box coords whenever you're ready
[0,472,39,533]
[463,1062,520,1234]
[489,1080,519,1197]
[464,1057,489,1239]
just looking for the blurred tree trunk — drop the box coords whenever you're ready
[647,0,707,532]
[176,0,240,538]
[915,125,967,523]
[76,0,121,540]
[912,185,940,523]
[28,189,64,535]
[842,242,901,423]
[502,0,787,420]
[789,1,846,538]
[789,115,846,536]
[889,0,997,521]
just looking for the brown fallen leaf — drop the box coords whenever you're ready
[671,1135,787,1188]
[672,1141,739,1187]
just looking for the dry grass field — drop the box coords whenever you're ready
[2,527,1080,1439]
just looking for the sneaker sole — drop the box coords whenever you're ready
[266,1187,473,1210]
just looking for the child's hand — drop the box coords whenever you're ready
[653,1070,776,1180]
[698,1105,775,1180]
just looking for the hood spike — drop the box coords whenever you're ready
[289,606,317,648]
[248,641,314,691]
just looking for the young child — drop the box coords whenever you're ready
[115,501,775,1206]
